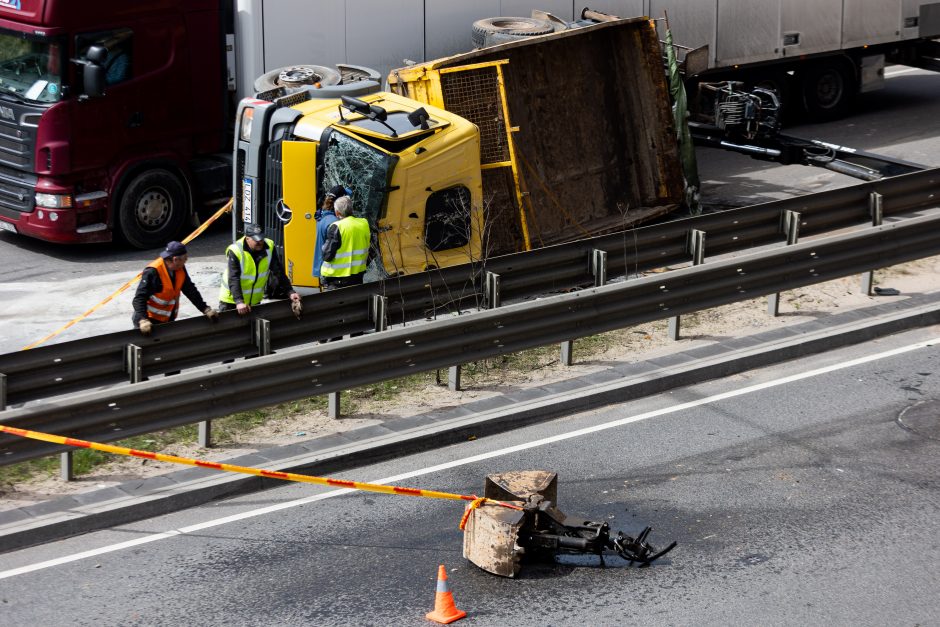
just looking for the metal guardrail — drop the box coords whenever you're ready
[1,167,938,408]
[2,213,939,464]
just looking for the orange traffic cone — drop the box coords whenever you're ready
[426,564,467,624]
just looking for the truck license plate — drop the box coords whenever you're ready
[0,219,16,234]
[242,178,253,223]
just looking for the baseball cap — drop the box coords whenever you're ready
[160,241,187,258]
[326,185,348,199]
[244,223,264,242]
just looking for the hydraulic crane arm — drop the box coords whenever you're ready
[689,81,925,181]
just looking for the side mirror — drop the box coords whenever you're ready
[408,107,430,130]
[340,95,372,116]
[83,63,106,98]
[82,44,108,98]
[86,44,109,65]
[369,104,387,121]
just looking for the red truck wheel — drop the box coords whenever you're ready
[118,169,188,249]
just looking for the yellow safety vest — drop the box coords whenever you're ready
[320,216,371,278]
[219,237,273,305]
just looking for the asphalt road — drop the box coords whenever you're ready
[696,66,940,208]
[1,68,940,350]
[1,326,937,625]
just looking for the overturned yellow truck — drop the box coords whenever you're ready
[233,16,684,288]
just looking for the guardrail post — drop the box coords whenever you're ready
[448,365,462,391]
[124,344,142,383]
[449,271,501,391]
[254,318,272,356]
[768,210,802,316]
[560,249,608,366]
[669,229,706,340]
[60,451,73,482]
[861,192,884,295]
[370,295,388,332]
[592,249,608,287]
[329,392,341,419]
[198,421,212,449]
[0,373,6,410]
[484,271,500,309]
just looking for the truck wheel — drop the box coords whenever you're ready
[801,59,856,119]
[471,17,553,48]
[750,72,790,104]
[118,169,188,249]
[253,65,342,92]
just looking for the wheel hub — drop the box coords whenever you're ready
[815,71,844,109]
[136,188,170,229]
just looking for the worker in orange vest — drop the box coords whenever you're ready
[132,241,219,336]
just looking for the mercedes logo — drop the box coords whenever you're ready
[275,198,292,223]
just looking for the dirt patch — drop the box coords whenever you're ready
[3,255,939,511]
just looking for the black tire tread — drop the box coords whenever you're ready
[471,17,553,48]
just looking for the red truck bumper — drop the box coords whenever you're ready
[0,208,111,244]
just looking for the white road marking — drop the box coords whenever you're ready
[1,336,935,580]
[885,67,924,78]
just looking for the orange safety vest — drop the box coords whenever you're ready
[145,258,186,322]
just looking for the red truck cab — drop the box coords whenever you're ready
[0,0,231,248]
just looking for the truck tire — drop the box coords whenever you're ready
[253,65,342,92]
[471,17,553,48]
[801,59,856,119]
[118,169,189,249]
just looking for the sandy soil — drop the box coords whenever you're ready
[3,254,939,511]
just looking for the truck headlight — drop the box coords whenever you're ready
[239,108,255,141]
[35,193,73,208]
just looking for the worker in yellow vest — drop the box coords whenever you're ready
[219,223,302,317]
[132,240,218,336]
[320,196,376,290]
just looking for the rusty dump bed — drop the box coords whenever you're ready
[389,17,685,256]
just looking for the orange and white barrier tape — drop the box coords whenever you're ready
[0,424,522,525]
[21,199,233,351]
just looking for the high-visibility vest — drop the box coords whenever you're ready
[219,237,274,306]
[145,258,186,322]
[320,216,370,278]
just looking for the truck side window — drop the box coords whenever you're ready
[76,28,133,86]
[424,186,472,252]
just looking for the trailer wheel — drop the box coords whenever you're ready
[801,60,856,119]
[471,17,553,48]
[750,72,790,105]
[253,65,342,92]
[118,169,188,249]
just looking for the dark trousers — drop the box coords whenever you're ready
[321,273,366,341]
[322,273,365,290]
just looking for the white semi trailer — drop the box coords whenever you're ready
[651,0,940,118]
[235,0,940,118]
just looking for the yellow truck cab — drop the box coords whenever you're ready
[234,77,482,289]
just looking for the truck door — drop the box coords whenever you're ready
[280,140,319,288]
[70,28,134,173]
[393,136,482,274]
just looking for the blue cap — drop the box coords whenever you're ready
[160,241,187,258]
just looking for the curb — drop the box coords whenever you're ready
[2,296,939,553]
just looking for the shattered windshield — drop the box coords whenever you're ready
[0,30,63,103]
[321,130,396,224]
